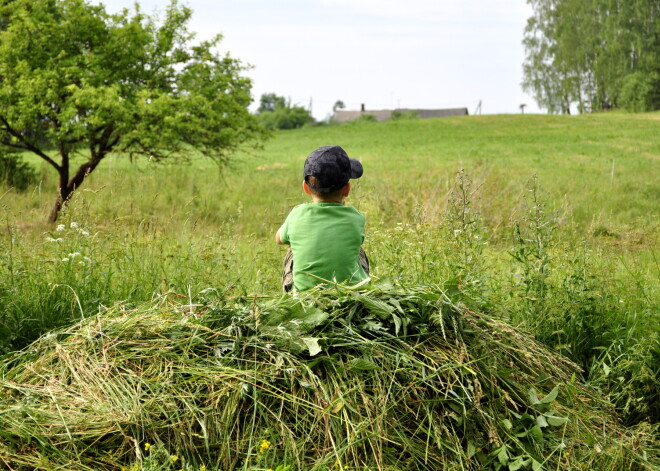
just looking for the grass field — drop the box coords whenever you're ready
[1,111,658,469]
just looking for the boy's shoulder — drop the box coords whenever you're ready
[285,202,364,223]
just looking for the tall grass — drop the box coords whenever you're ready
[1,112,658,432]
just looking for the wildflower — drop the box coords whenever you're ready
[46,237,63,242]
[594,444,602,453]
[56,224,66,231]
[170,455,179,463]
[200,466,207,471]
[69,252,81,258]
[259,439,271,453]
[80,230,90,236]
[144,442,151,451]
[62,257,70,262]
[70,222,78,228]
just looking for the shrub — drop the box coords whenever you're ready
[0,149,38,191]
[618,72,660,112]
[391,110,419,120]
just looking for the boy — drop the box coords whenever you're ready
[276,145,370,292]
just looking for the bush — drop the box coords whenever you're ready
[618,72,660,112]
[391,110,419,120]
[0,149,37,191]
[257,106,314,130]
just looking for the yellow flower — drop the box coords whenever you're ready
[144,442,151,451]
[170,455,179,463]
[259,439,271,453]
[200,467,207,471]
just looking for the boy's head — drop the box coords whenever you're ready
[303,145,363,198]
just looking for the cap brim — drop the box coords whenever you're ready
[349,158,363,179]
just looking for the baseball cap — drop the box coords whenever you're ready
[303,145,363,193]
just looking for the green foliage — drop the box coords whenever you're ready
[523,0,660,113]
[391,109,419,120]
[0,149,37,191]
[351,113,377,123]
[619,72,660,112]
[0,0,266,221]
[256,93,314,130]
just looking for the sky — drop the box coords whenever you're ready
[95,0,542,120]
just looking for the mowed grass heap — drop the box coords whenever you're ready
[0,286,656,470]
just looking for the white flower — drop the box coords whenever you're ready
[62,257,69,262]
[56,224,66,231]
[594,445,602,453]
[80,230,90,236]
[78,261,85,266]
[68,252,81,258]
[70,222,78,228]
[46,237,63,242]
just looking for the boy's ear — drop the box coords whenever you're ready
[342,182,351,197]
[302,180,313,195]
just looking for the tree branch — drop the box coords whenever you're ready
[0,115,61,170]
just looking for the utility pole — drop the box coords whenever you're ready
[474,100,482,115]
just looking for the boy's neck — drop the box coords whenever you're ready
[311,195,345,204]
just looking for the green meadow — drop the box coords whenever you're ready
[1,112,658,469]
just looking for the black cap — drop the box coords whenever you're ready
[303,145,363,193]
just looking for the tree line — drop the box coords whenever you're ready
[523,0,659,113]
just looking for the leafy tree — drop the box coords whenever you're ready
[332,100,346,112]
[257,93,287,113]
[0,0,267,222]
[523,0,659,113]
[255,93,314,130]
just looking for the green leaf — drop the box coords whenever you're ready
[392,313,402,335]
[348,357,378,372]
[536,415,549,428]
[539,385,560,405]
[467,440,476,458]
[508,456,528,471]
[532,459,543,471]
[501,419,513,430]
[301,337,322,356]
[529,425,543,441]
[497,446,509,465]
[528,388,540,406]
[544,414,569,426]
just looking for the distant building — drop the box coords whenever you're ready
[333,105,469,123]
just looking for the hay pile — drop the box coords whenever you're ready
[0,284,656,470]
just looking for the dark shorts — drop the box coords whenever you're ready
[282,248,370,292]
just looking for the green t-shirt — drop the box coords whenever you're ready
[279,202,367,291]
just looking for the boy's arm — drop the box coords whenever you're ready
[275,227,286,245]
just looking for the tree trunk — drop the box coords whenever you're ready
[48,158,70,223]
[48,154,104,223]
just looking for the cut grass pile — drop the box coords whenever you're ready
[0,284,656,470]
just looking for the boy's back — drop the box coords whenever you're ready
[276,145,369,291]
[278,201,367,291]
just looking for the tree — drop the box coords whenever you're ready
[522,0,659,113]
[332,100,346,112]
[257,93,287,113]
[0,0,267,222]
[255,93,314,130]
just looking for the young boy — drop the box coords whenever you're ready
[276,145,370,292]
